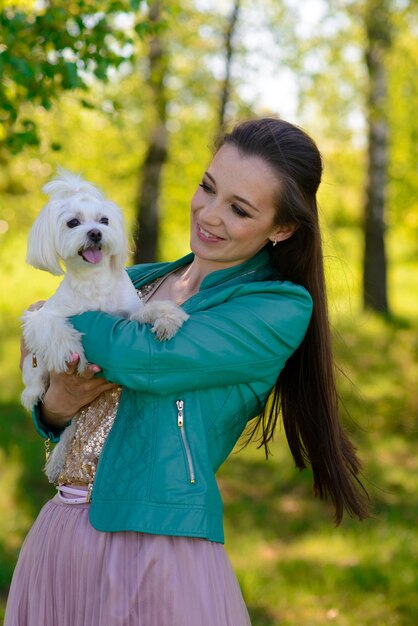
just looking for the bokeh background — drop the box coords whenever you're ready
[1,1,417,624]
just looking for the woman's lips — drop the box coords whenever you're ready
[197,224,225,242]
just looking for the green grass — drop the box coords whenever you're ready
[218,426,418,625]
[0,227,417,625]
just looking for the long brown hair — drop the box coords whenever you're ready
[219,118,370,524]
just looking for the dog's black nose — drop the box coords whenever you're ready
[87,228,102,243]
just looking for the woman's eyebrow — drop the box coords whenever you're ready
[204,171,216,184]
[204,171,259,212]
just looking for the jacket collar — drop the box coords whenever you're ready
[130,248,278,291]
[199,248,277,289]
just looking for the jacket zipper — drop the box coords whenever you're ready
[176,400,196,484]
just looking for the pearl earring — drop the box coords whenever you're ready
[272,239,278,247]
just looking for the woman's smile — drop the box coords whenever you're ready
[196,223,225,243]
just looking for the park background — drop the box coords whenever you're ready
[0,1,417,624]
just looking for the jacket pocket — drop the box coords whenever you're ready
[176,400,196,484]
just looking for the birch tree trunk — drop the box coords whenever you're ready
[218,0,241,134]
[133,0,169,264]
[363,0,392,313]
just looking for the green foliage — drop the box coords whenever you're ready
[0,0,153,152]
[292,0,418,254]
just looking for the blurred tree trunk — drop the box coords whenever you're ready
[218,0,241,134]
[134,0,169,264]
[363,0,392,313]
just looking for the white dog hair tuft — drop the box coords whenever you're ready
[42,167,105,201]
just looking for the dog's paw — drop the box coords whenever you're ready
[134,301,189,340]
[151,320,179,341]
[75,353,89,374]
[151,310,189,341]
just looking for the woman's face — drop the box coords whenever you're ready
[190,144,291,271]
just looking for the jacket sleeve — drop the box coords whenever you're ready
[32,403,71,442]
[70,284,312,396]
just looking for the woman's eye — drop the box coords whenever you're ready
[100,217,109,225]
[66,218,80,228]
[231,204,249,218]
[199,181,213,193]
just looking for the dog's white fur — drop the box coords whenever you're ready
[21,168,188,482]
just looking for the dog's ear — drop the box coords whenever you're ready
[26,200,64,276]
[105,200,129,271]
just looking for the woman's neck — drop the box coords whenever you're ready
[150,257,242,305]
[169,257,226,304]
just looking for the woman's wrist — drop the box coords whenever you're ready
[40,388,74,428]
[40,403,72,429]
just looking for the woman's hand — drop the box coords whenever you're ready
[40,354,119,429]
[21,300,118,428]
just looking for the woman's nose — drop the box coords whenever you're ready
[199,198,223,224]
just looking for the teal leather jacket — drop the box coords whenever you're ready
[34,249,312,543]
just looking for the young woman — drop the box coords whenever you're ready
[6,118,369,626]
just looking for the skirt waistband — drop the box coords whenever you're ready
[56,485,90,504]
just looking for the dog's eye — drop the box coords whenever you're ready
[100,217,109,225]
[67,219,80,228]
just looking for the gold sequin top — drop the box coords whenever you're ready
[56,277,166,491]
[57,387,122,489]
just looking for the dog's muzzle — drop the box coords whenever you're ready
[87,228,102,243]
[79,230,103,264]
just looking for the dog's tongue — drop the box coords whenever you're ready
[82,248,103,264]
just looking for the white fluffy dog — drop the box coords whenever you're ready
[21,169,188,481]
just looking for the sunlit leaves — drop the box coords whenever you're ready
[0,0,151,152]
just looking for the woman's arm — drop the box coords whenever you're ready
[31,357,119,441]
[21,306,118,424]
[70,283,313,396]
[21,315,118,438]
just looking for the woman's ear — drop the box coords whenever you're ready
[269,223,298,245]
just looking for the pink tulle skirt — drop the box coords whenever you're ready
[5,494,251,626]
